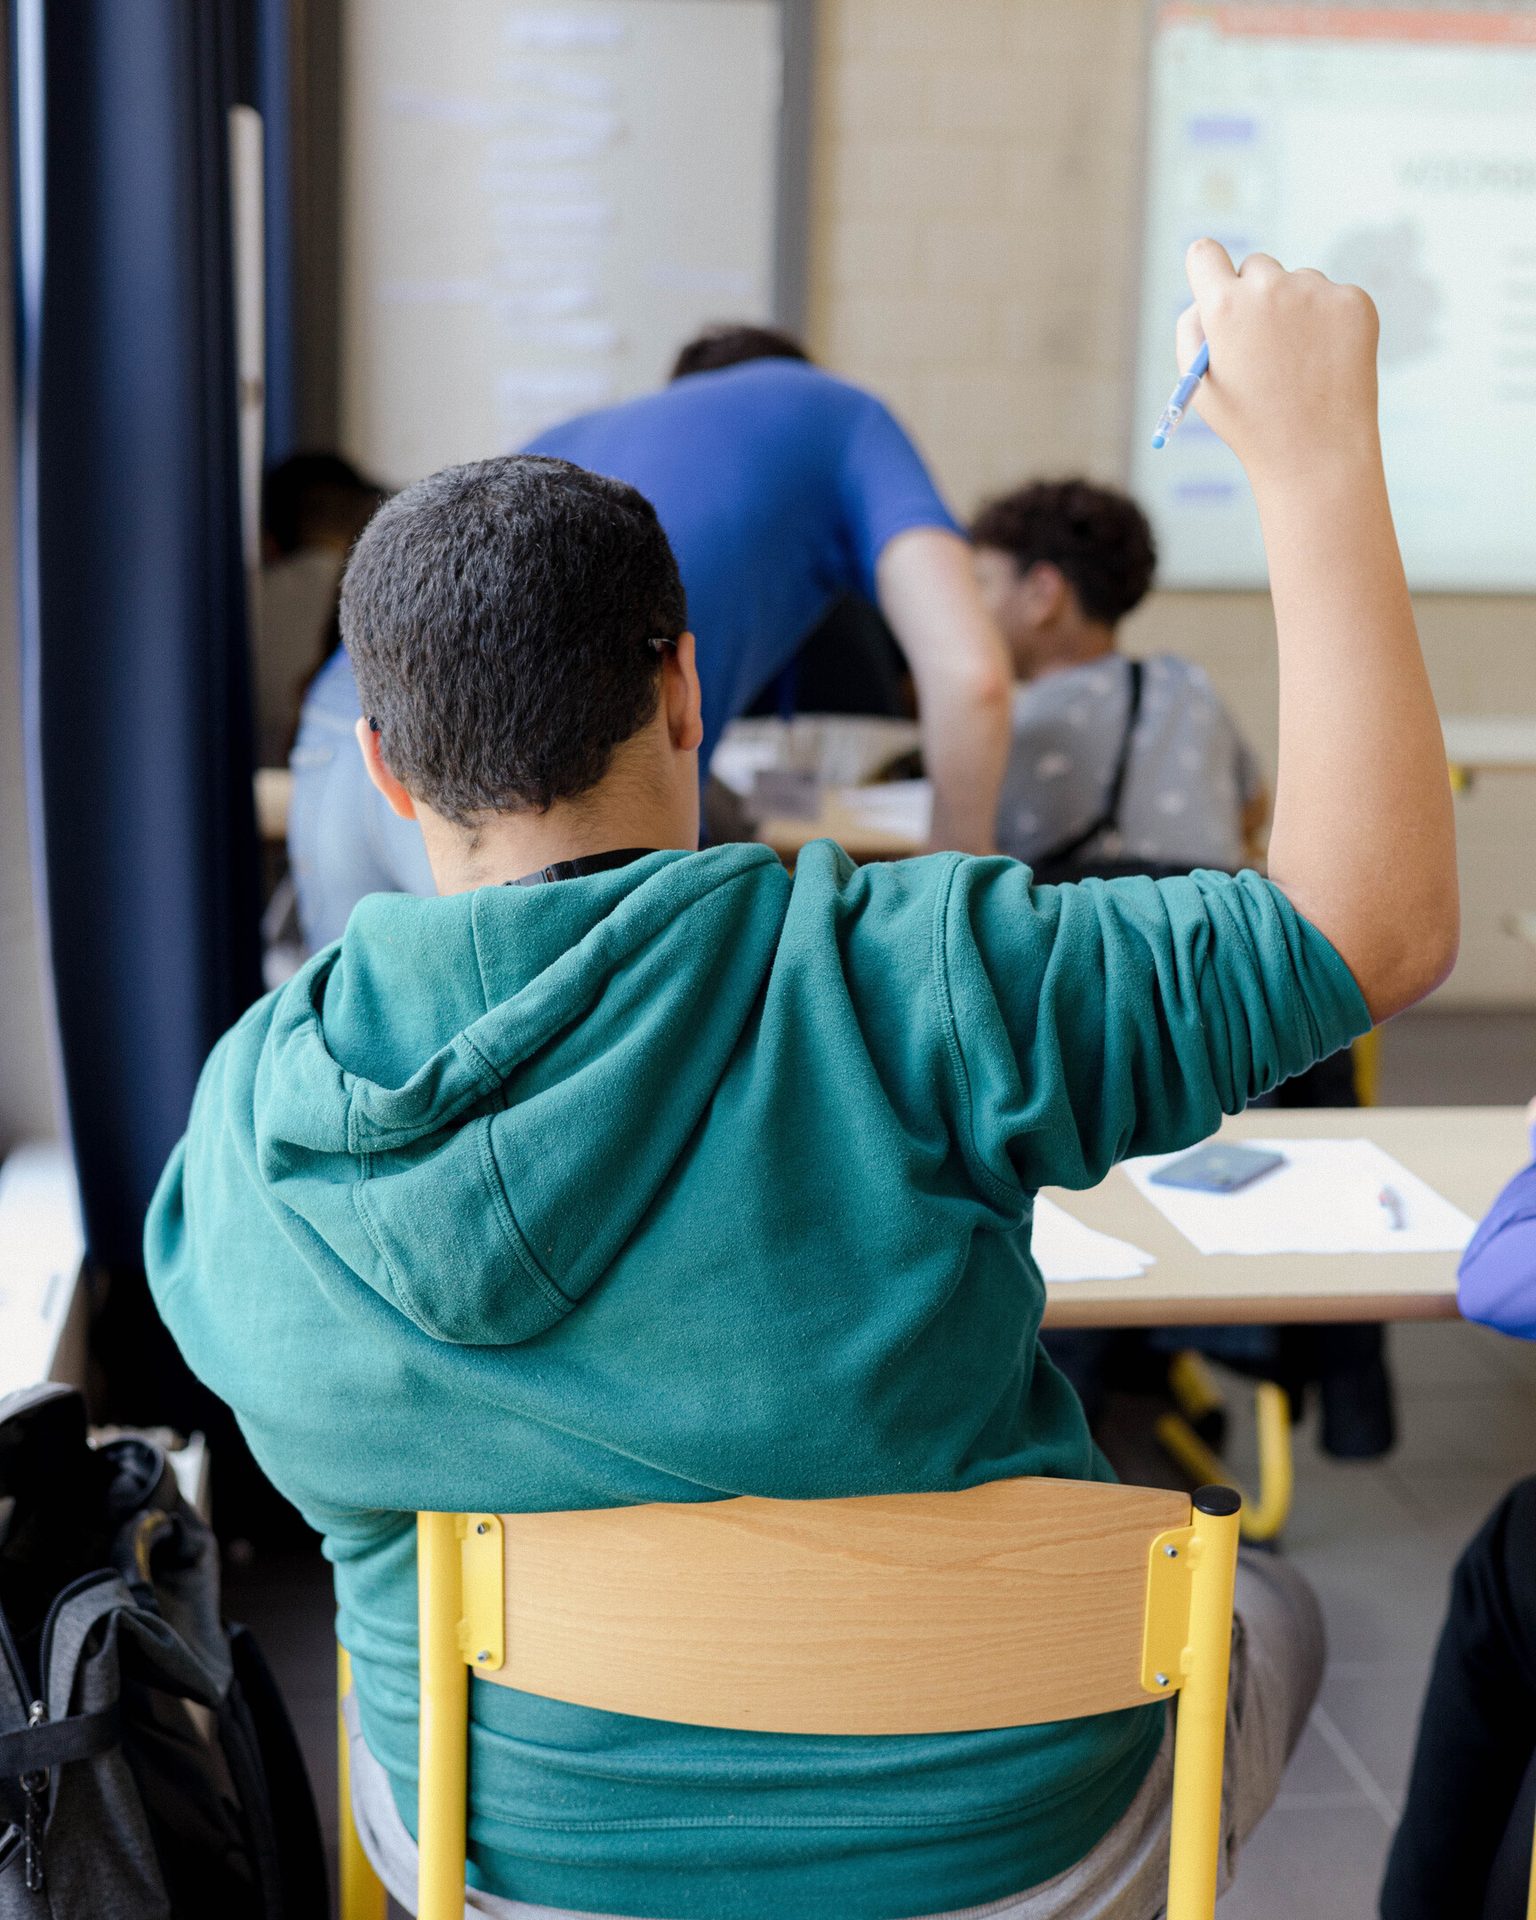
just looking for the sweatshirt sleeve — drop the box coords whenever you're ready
[1457,1136,1536,1340]
[935,861,1371,1198]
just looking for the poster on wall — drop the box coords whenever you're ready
[341,0,782,484]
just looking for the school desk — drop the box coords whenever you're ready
[255,766,292,843]
[1443,714,1536,791]
[0,1142,210,1513]
[755,784,928,864]
[0,1141,88,1396]
[1039,1105,1520,1331]
[1040,1104,1524,1539]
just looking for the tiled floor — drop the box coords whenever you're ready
[221,1007,1536,1919]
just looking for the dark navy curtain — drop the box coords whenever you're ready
[255,0,297,464]
[13,0,262,1270]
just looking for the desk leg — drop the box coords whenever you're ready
[1352,1029,1381,1109]
[1156,1381,1295,1545]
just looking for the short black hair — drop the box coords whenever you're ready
[969,480,1157,625]
[340,455,688,822]
[262,451,384,556]
[669,323,810,382]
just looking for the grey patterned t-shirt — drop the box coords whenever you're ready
[996,653,1263,872]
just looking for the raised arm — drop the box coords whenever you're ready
[1177,240,1458,1021]
[874,526,1012,856]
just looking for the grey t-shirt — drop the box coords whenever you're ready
[997,654,1263,872]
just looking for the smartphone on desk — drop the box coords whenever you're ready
[1148,1142,1287,1195]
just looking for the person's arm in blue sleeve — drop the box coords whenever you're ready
[1458,1102,1536,1339]
[836,394,1011,858]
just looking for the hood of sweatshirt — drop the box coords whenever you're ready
[248,844,790,1347]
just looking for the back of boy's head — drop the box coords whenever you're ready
[669,323,810,381]
[969,480,1157,625]
[341,455,687,824]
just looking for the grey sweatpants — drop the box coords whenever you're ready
[347,1552,1323,1920]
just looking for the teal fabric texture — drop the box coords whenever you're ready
[146,843,1369,1920]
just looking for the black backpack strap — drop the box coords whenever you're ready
[1098,657,1145,838]
[0,1704,121,1778]
[220,1622,331,1919]
[1030,658,1145,870]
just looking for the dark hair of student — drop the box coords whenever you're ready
[261,451,385,557]
[340,455,688,822]
[669,323,811,381]
[969,479,1158,626]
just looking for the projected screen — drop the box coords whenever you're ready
[1131,4,1536,590]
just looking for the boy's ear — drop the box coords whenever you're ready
[1022,561,1070,625]
[663,631,704,754]
[355,716,419,821]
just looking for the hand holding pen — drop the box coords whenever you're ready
[1159,239,1382,486]
[1151,340,1209,449]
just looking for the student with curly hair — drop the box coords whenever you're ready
[971,479,1268,878]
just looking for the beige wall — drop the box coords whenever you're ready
[807,0,1536,1008]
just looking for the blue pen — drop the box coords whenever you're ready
[1150,340,1209,449]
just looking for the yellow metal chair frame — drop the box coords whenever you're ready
[1158,1368,1294,1545]
[336,1646,388,1920]
[338,1477,1242,1920]
[1530,1813,1536,1920]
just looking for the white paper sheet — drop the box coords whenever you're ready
[836,780,932,842]
[1031,1196,1156,1283]
[1124,1138,1477,1257]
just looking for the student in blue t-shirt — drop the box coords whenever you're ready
[287,325,1010,950]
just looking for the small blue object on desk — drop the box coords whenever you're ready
[1151,339,1210,449]
[1149,1140,1287,1195]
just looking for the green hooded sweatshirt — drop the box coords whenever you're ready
[145,843,1367,1920]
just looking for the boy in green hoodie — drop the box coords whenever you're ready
[147,241,1458,1920]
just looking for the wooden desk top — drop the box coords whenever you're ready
[0,1143,87,1393]
[1443,716,1536,775]
[755,785,929,865]
[1041,1106,1526,1330]
[255,766,293,843]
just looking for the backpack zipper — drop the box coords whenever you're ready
[10,1569,119,1895]
[20,1698,46,1891]
[38,1568,118,1685]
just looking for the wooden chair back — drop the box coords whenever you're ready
[338,1475,1243,1920]
[481,1476,1188,1734]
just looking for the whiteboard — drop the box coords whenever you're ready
[340,0,782,485]
[1130,3,1536,591]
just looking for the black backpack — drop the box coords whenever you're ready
[0,1385,327,1918]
